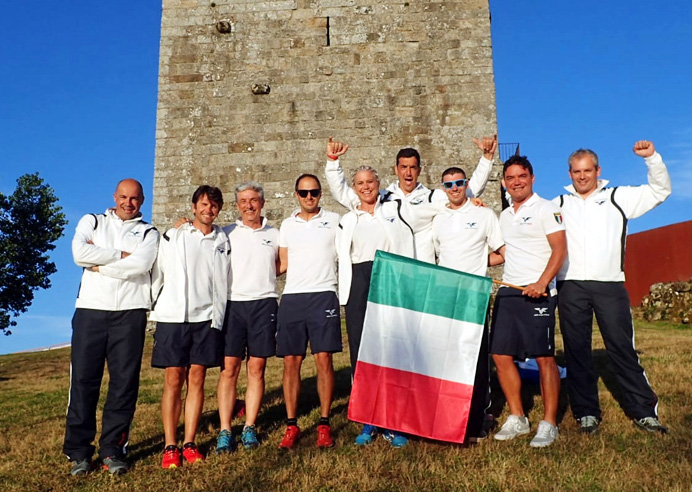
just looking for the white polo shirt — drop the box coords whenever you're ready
[224,218,279,301]
[432,200,504,277]
[279,208,340,294]
[500,193,565,289]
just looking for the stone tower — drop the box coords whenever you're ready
[153,0,499,229]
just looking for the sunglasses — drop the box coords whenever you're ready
[442,179,468,189]
[296,189,321,198]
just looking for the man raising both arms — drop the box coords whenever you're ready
[326,136,497,262]
[275,174,342,449]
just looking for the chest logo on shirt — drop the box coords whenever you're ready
[262,239,273,246]
[384,216,396,223]
[325,309,338,318]
[595,199,607,206]
[318,221,331,228]
[128,230,141,237]
[553,213,563,225]
[466,222,478,229]
[534,307,549,317]
[520,216,532,225]
[410,198,424,205]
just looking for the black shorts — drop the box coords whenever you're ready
[276,291,342,357]
[223,298,277,359]
[151,321,223,368]
[489,288,557,359]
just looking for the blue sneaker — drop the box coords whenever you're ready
[382,430,408,448]
[216,429,236,453]
[355,424,377,445]
[241,425,260,449]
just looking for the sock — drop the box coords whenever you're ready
[287,418,298,427]
[319,417,330,426]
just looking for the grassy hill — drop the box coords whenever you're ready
[1,320,691,491]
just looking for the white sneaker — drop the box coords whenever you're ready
[493,415,530,441]
[529,420,559,447]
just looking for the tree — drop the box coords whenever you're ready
[0,173,67,335]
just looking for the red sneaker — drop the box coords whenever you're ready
[161,445,182,469]
[278,425,301,449]
[182,442,205,464]
[316,424,335,448]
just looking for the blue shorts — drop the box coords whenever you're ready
[223,298,277,359]
[151,321,223,368]
[489,288,556,359]
[276,291,342,357]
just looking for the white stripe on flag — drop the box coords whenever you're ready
[358,301,484,386]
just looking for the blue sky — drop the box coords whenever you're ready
[1,1,690,354]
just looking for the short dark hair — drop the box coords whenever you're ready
[503,155,534,177]
[396,148,421,167]
[441,167,467,181]
[295,173,321,191]
[192,185,224,209]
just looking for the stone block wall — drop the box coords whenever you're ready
[153,0,499,229]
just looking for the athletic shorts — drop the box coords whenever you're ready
[489,287,557,359]
[151,321,222,368]
[276,291,342,357]
[223,298,277,359]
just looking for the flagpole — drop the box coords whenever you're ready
[492,279,548,296]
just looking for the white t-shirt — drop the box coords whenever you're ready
[279,208,340,294]
[432,200,504,277]
[224,218,279,301]
[500,193,565,289]
[350,210,390,263]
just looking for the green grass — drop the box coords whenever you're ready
[1,320,692,491]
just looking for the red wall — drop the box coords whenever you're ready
[624,220,692,306]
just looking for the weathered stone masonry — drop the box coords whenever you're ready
[153,0,500,230]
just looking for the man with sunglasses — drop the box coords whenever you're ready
[274,174,341,449]
[431,167,504,442]
[326,136,497,263]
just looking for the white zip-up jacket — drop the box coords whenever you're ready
[150,224,231,329]
[554,152,671,282]
[73,209,159,311]
[326,157,493,263]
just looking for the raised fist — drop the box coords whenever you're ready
[327,137,349,160]
[633,140,655,158]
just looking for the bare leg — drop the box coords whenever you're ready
[162,367,187,447]
[183,364,207,443]
[535,356,560,426]
[282,355,304,420]
[217,356,242,431]
[493,354,524,416]
[314,352,335,418]
[244,356,267,426]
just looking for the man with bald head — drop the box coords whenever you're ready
[64,179,159,476]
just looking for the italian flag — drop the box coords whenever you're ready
[348,251,492,444]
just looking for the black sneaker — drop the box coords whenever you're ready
[634,416,668,434]
[578,415,600,434]
[102,456,128,475]
[70,459,92,476]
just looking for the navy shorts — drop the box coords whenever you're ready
[151,321,223,368]
[223,298,277,359]
[489,287,557,359]
[276,291,342,357]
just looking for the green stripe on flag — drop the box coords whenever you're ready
[368,251,492,324]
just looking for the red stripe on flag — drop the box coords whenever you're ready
[348,361,474,444]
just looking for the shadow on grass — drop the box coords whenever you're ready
[127,366,353,461]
